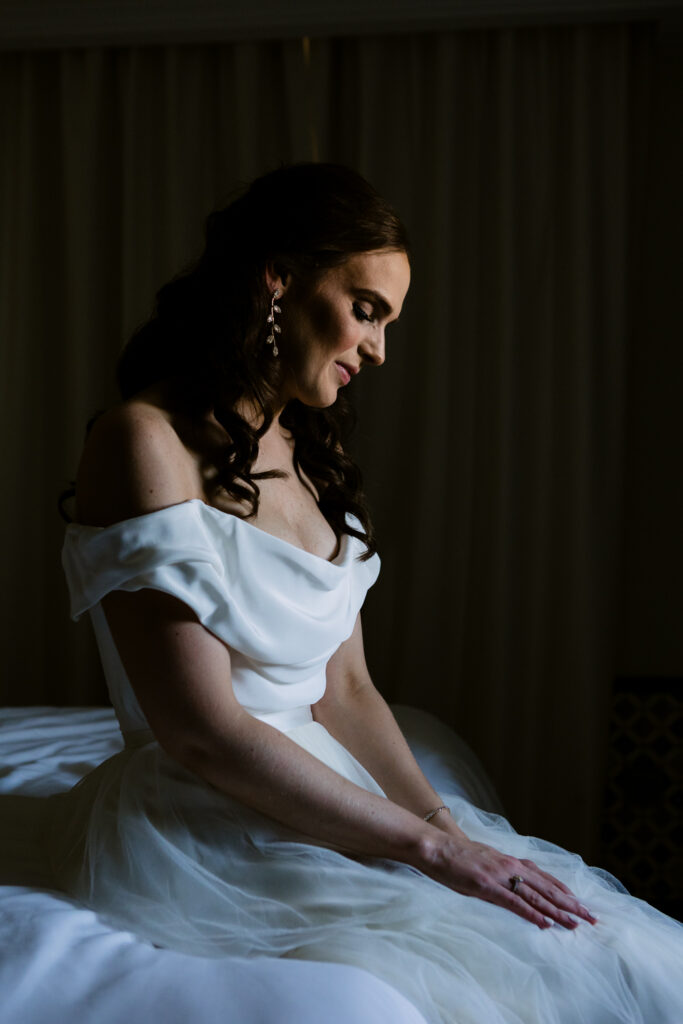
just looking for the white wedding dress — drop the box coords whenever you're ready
[52,499,683,1024]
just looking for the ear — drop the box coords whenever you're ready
[264,260,290,297]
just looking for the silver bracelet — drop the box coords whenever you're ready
[423,805,449,822]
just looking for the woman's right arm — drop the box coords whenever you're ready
[76,404,440,860]
[101,582,439,863]
[75,405,575,930]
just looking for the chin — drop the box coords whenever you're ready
[303,393,338,410]
[298,380,341,409]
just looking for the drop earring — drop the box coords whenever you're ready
[266,288,281,356]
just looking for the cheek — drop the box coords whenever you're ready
[305,295,350,353]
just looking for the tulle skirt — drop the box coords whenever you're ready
[49,714,683,1024]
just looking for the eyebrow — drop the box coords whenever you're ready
[355,288,400,322]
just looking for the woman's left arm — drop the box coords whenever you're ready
[313,612,466,840]
[315,612,597,927]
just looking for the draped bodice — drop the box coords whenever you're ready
[62,499,380,736]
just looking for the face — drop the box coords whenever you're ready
[274,250,410,409]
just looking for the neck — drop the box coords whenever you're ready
[211,396,291,452]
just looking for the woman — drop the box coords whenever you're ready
[55,163,683,1023]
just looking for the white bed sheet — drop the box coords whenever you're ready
[0,705,502,1024]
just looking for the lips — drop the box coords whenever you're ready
[335,362,351,385]
[336,361,359,380]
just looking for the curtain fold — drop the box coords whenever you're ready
[0,24,652,857]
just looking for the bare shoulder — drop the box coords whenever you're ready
[75,399,200,527]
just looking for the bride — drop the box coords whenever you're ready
[55,162,683,1023]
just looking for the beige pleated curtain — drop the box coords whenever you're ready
[0,25,652,858]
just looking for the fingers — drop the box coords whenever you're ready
[490,886,560,930]
[507,882,581,930]
[519,859,573,896]
[518,856,577,897]
[466,872,562,930]
[510,864,599,929]
[466,875,582,931]
[436,840,599,932]
[527,880,598,928]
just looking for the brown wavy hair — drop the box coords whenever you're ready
[59,163,410,561]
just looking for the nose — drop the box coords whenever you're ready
[359,329,386,367]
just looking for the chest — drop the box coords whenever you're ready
[194,443,340,562]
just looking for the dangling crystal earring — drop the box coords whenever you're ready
[266,288,281,356]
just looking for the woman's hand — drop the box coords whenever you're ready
[420,832,599,930]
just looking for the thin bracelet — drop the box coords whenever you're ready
[423,805,450,823]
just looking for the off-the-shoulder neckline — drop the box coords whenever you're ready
[69,497,357,567]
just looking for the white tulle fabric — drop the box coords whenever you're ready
[53,500,683,1024]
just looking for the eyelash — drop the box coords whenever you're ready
[352,302,375,324]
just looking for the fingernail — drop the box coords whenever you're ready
[580,904,599,921]
[543,916,555,927]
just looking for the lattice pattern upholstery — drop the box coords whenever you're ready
[600,679,683,921]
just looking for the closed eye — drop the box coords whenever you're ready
[352,302,375,324]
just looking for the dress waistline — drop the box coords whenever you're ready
[247,705,314,732]
[123,705,314,749]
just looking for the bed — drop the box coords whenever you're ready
[0,704,503,1024]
